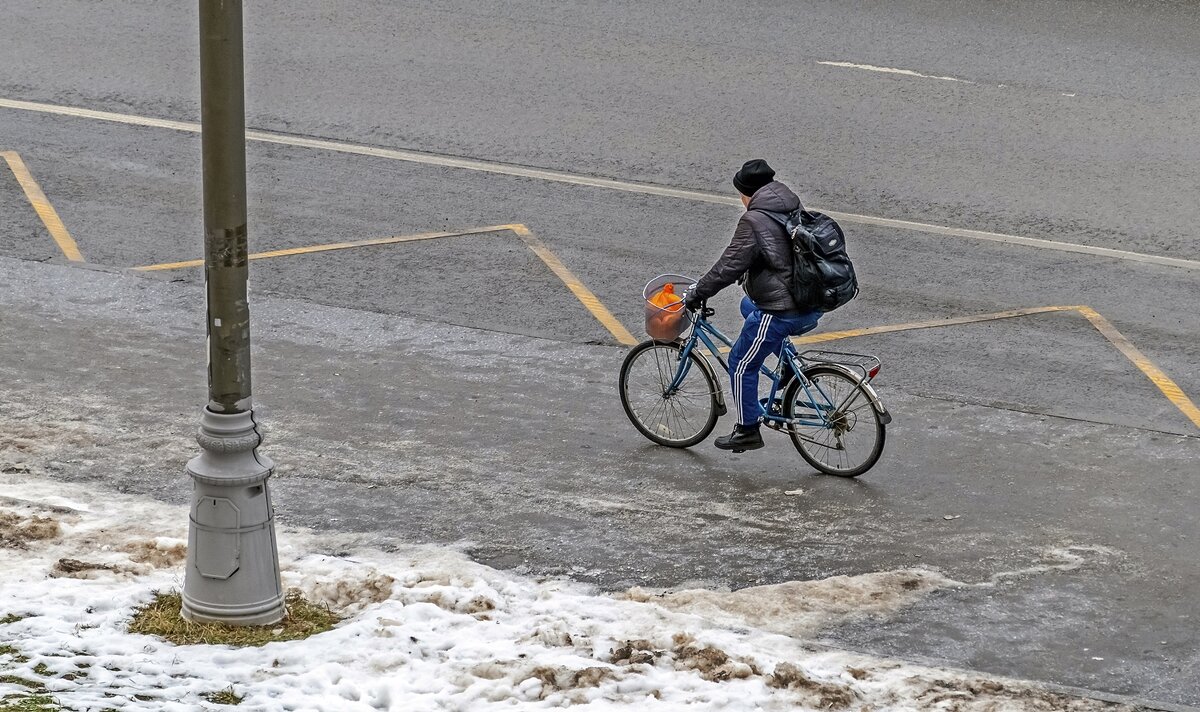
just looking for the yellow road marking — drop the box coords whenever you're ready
[1,151,84,261]
[133,223,637,347]
[792,305,1082,345]
[1074,307,1200,430]
[711,304,1198,432]
[713,306,1079,354]
[132,225,515,271]
[4,97,1198,272]
[506,224,638,346]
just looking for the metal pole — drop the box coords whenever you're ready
[182,0,284,625]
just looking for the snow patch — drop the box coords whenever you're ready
[0,510,60,548]
[0,472,1135,711]
[624,568,955,637]
[122,537,188,569]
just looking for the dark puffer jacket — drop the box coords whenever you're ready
[692,181,803,312]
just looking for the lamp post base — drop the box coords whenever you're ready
[181,408,284,625]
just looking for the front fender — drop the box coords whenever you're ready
[685,345,728,417]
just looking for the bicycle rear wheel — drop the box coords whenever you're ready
[785,365,885,477]
[619,340,719,448]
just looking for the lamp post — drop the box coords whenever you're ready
[182,0,284,625]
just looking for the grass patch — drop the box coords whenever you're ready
[0,647,29,664]
[0,615,26,626]
[0,677,46,694]
[0,693,61,711]
[29,666,49,679]
[128,590,339,647]
[202,687,244,705]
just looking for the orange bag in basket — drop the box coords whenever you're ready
[650,283,684,312]
[646,284,686,339]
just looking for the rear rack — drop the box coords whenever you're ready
[798,349,882,382]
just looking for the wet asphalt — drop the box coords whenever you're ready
[2,257,1198,706]
[2,0,1199,706]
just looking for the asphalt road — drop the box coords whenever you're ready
[2,0,1198,706]
[3,258,1199,708]
[4,0,1199,256]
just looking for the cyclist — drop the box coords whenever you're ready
[684,159,820,452]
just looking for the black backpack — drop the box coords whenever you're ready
[760,209,859,312]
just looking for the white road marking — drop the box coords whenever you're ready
[820,212,1200,271]
[2,96,1197,272]
[818,60,974,84]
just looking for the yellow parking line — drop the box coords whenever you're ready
[716,305,1081,354]
[133,222,637,347]
[736,303,1199,432]
[1,151,84,261]
[132,225,516,271]
[506,224,638,346]
[792,305,1081,345]
[1074,307,1200,429]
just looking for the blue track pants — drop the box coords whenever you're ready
[729,296,821,428]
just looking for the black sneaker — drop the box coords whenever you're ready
[714,425,764,453]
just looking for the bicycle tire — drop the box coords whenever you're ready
[785,365,886,477]
[619,340,720,448]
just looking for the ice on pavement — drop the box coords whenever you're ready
[0,474,1132,711]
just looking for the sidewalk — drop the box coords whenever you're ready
[1,256,1198,707]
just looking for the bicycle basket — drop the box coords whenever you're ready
[643,274,695,341]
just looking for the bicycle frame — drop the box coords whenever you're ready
[665,311,841,430]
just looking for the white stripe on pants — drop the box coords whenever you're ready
[731,313,773,426]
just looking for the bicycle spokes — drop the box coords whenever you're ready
[620,341,720,448]
[786,367,886,477]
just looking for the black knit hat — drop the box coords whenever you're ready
[733,159,775,196]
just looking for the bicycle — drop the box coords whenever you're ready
[619,274,891,477]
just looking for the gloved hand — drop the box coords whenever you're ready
[682,285,702,311]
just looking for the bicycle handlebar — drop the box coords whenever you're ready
[690,299,715,319]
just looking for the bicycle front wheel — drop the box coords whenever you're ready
[619,340,719,448]
[785,365,886,477]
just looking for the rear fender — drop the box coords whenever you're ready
[803,362,891,425]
